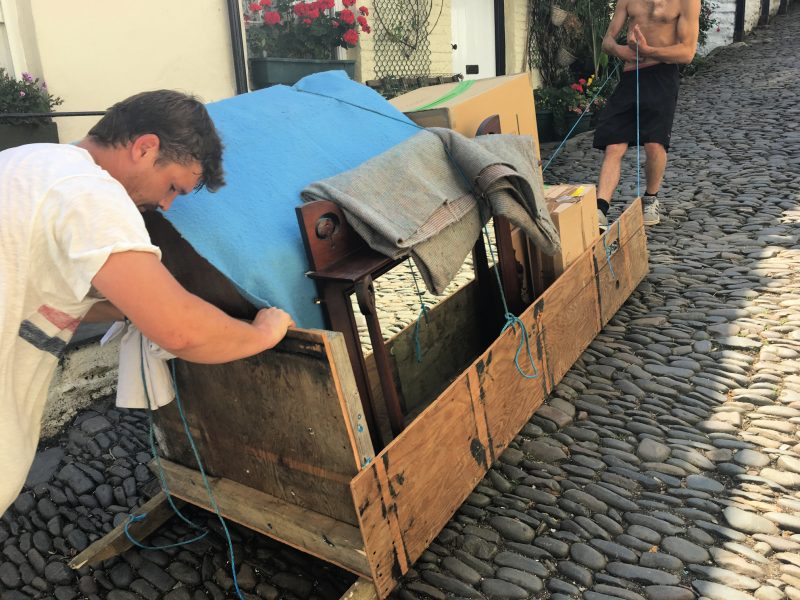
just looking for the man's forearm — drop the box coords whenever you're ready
[642,43,696,64]
[83,301,126,323]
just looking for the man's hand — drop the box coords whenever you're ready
[628,25,653,56]
[253,307,295,343]
[615,44,640,63]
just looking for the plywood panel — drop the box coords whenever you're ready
[154,329,373,526]
[350,375,489,598]
[593,198,648,325]
[365,280,485,416]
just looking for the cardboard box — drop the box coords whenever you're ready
[388,74,540,160]
[526,184,600,291]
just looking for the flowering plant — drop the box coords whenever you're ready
[0,69,63,125]
[565,74,607,114]
[244,0,371,60]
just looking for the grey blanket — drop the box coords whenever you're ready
[302,127,560,295]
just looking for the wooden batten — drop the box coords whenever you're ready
[350,200,648,598]
[155,459,372,578]
[153,328,374,526]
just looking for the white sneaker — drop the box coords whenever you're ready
[643,198,660,225]
[598,209,608,233]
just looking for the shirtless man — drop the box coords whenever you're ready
[593,0,701,229]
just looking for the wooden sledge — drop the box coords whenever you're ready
[72,198,647,599]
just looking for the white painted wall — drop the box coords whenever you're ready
[699,0,736,54]
[13,0,240,144]
[745,0,761,33]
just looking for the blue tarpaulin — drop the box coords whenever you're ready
[164,71,418,328]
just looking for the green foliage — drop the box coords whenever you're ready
[699,0,719,47]
[244,0,371,60]
[0,69,63,126]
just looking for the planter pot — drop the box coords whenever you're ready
[0,122,59,152]
[535,109,559,143]
[550,5,570,26]
[556,47,577,67]
[249,57,356,89]
[556,112,592,138]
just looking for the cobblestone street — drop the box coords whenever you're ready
[2,8,800,599]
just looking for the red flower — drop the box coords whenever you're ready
[248,2,262,11]
[570,83,583,92]
[303,17,312,24]
[331,19,340,26]
[263,10,281,24]
[319,0,335,8]
[363,24,371,33]
[307,6,320,18]
[259,0,272,5]
[339,8,355,23]
[293,2,307,16]
[342,0,356,6]
[578,78,587,85]
[357,15,368,26]
[359,5,369,14]
[342,28,359,45]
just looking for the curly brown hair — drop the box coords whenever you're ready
[88,90,225,192]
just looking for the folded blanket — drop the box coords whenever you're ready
[302,128,560,294]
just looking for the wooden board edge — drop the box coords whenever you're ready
[156,459,371,578]
[69,491,178,569]
[325,330,376,469]
[340,577,380,600]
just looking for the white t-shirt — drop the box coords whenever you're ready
[0,143,161,514]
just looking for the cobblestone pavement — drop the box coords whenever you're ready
[3,10,800,600]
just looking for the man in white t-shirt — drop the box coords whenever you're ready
[0,90,295,515]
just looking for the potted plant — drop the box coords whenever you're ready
[552,76,603,137]
[244,0,371,88]
[0,69,63,152]
[534,87,560,143]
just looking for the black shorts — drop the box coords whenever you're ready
[593,63,680,151]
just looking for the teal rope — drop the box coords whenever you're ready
[408,259,430,363]
[636,42,641,198]
[542,63,621,173]
[482,224,539,379]
[124,337,245,600]
[601,46,641,278]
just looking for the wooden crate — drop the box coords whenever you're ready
[71,199,648,600]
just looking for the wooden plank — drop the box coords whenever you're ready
[351,201,649,599]
[153,328,373,526]
[350,375,487,599]
[69,491,179,569]
[364,280,485,416]
[593,197,648,326]
[536,240,601,391]
[157,458,372,578]
[340,578,379,600]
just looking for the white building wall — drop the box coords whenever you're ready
[20,0,239,144]
[745,0,761,32]
[699,0,736,54]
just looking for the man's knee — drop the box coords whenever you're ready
[644,142,666,157]
[604,143,628,161]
